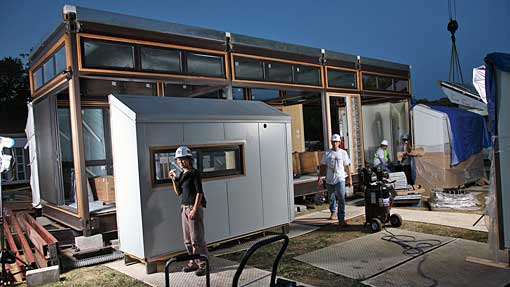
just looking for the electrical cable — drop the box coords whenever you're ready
[381,227,442,287]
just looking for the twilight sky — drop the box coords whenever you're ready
[1,0,509,100]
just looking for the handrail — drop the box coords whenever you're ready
[232,234,289,287]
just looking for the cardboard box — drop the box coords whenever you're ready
[90,176,115,203]
[299,151,319,174]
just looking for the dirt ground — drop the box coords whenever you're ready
[36,207,489,287]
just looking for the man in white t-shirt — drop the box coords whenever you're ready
[318,133,352,226]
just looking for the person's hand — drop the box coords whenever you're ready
[168,169,176,180]
[317,177,324,187]
[347,178,352,187]
[190,208,197,220]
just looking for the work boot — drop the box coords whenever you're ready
[195,267,207,276]
[182,263,199,273]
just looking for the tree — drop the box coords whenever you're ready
[0,56,30,134]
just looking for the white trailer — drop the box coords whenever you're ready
[108,94,294,272]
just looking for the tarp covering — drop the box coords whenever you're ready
[473,65,487,104]
[485,53,510,134]
[429,106,491,165]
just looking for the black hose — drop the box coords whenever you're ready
[381,227,442,287]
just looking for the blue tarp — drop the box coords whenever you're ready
[485,53,510,136]
[429,106,491,166]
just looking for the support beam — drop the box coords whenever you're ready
[65,13,90,236]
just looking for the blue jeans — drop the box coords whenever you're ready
[326,181,346,222]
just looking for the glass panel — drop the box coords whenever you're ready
[195,88,227,99]
[186,53,224,78]
[201,149,238,173]
[378,76,394,91]
[294,65,321,86]
[33,68,43,90]
[141,47,181,72]
[58,108,73,162]
[394,79,409,93]
[82,79,156,97]
[86,165,108,177]
[328,69,357,89]
[165,84,211,98]
[81,109,106,161]
[265,61,292,83]
[43,58,55,84]
[232,87,245,100]
[83,40,135,69]
[55,46,67,74]
[153,151,198,182]
[121,82,157,96]
[234,56,264,80]
[362,74,377,90]
[251,89,280,101]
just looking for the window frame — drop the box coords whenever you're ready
[232,54,322,87]
[79,36,227,79]
[150,142,245,187]
[32,44,67,92]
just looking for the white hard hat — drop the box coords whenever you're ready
[331,134,341,142]
[175,146,192,159]
[381,140,389,146]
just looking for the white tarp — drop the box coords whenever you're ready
[25,102,41,208]
[473,65,487,104]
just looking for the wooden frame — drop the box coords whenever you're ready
[326,92,365,173]
[230,53,324,89]
[76,33,229,82]
[149,142,247,188]
[324,66,360,92]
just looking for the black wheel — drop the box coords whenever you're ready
[390,213,403,228]
[369,218,383,232]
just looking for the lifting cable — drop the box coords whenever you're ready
[447,0,464,83]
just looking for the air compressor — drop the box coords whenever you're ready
[359,167,402,232]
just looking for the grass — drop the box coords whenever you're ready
[36,265,149,287]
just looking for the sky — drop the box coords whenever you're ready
[1,0,509,100]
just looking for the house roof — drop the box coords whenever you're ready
[109,94,291,123]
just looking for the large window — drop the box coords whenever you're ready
[327,69,357,89]
[265,61,292,83]
[234,56,264,80]
[82,79,157,98]
[81,38,226,78]
[141,46,181,73]
[58,107,112,205]
[186,53,224,78]
[294,65,321,86]
[251,89,280,101]
[233,55,321,86]
[152,144,244,185]
[83,40,135,69]
[362,73,409,93]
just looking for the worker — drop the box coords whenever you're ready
[318,134,352,226]
[373,140,390,171]
[168,146,208,277]
[399,136,414,185]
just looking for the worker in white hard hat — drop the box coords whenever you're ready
[318,134,352,226]
[168,146,208,277]
[373,139,390,171]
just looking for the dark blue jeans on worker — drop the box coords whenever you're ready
[326,181,346,223]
